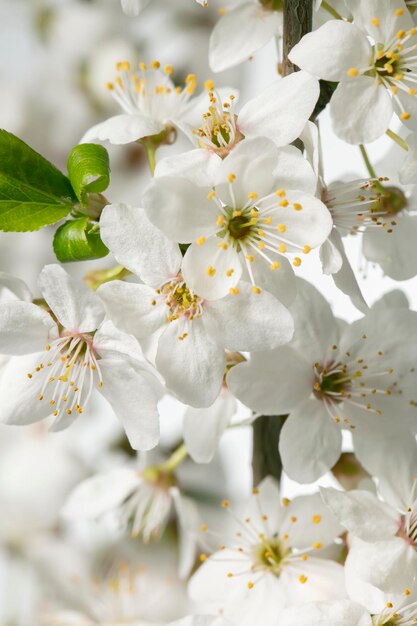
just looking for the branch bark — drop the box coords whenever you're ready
[251,0,314,486]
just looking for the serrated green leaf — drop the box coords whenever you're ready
[67,144,110,206]
[0,130,76,231]
[53,217,109,262]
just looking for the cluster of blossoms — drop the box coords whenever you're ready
[1,0,417,625]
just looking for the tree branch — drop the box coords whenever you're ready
[282,0,313,76]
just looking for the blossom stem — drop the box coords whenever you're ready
[386,128,409,151]
[160,443,188,473]
[320,1,342,19]
[359,144,377,178]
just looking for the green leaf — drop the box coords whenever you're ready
[67,144,110,206]
[0,130,76,231]
[53,217,109,262]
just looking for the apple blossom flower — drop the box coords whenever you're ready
[176,71,320,157]
[209,1,282,73]
[0,265,161,451]
[227,279,417,483]
[81,60,211,146]
[143,137,332,302]
[188,477,345,626]
[98,203,294,408]
[289,1,417,144]
[63,455,200,579]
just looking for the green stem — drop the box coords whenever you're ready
[83,265,131,291]
[144,143,157,175]
[160,443,188,473]
[359,144,377,178]
[386,128,409,151]
[321,1,343,19]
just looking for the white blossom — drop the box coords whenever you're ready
[98,203,294,408]
[0,265,161,451]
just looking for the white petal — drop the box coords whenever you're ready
[0,272,32,303]
[98,281,166,339]
[330,78,393,144]
[39,265,104,333]
[271,145,318,194]
[227,346,312,415]
[62,468,139,519]
[320,237,343,275]
[328,229,369,313]
[280,557,347,605]
[345,536,417,611]
[245,252,297,308]
[171,488,199,579]
[279,398,342,483]
[206,281,294,351]
[209,4,281,73]
[155,149,221,187]
[349,0,414,42]
[244,476,284,534]
[100,204,181,286]
[99,357,160,450]
[289,21,371,81]
[363,213,417,280]
[183,392,236,463]
[181,238,242,301]
[156,318,225,408]
[371,289,409,312]
[81,113,164,145]
[93,319,145,361]
[320,487,400,542]
[0,353,56,425]
[216,137,280,206]
[269,190,332,251]
[289,278,340,362]
[300,121,321,181]
[281,492,343,550]
[239,72,319,147]
[280,601,371,626]
[0,302,55,355]
[143,177,217,243]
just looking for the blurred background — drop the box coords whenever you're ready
[0,1,416,623]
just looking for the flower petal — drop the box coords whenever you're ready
[0,272,32,303]
[330,77,393,145]
[98,357,160,450]
[62,468,139,519]
[81,113,164,145]
[281,492,343,550]
[271,146,318,194]
[280,601,371,626]
[183,392,236,463]
[227,346,312,415]
[327,229,369,313]
[100,204,182,286]
[0,301,56,355]
[363,213,417,280]
[206,281,294,351]
[320,487,399,542]
[155,149,221,187]
[98,281,166,339]
[279,397,342,483]
[289,21,371,81]
[239,72,319,148]
[39,265,105,333]
[156,318,226,408]
[181,238,242,301]
[209,3,281,73]
[143,177,217,243]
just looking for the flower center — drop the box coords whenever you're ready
[156,274,204,325]
[223,206,257,243]
[194,86,243,157]
[27,332,102,420]
[254,536,289,575]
